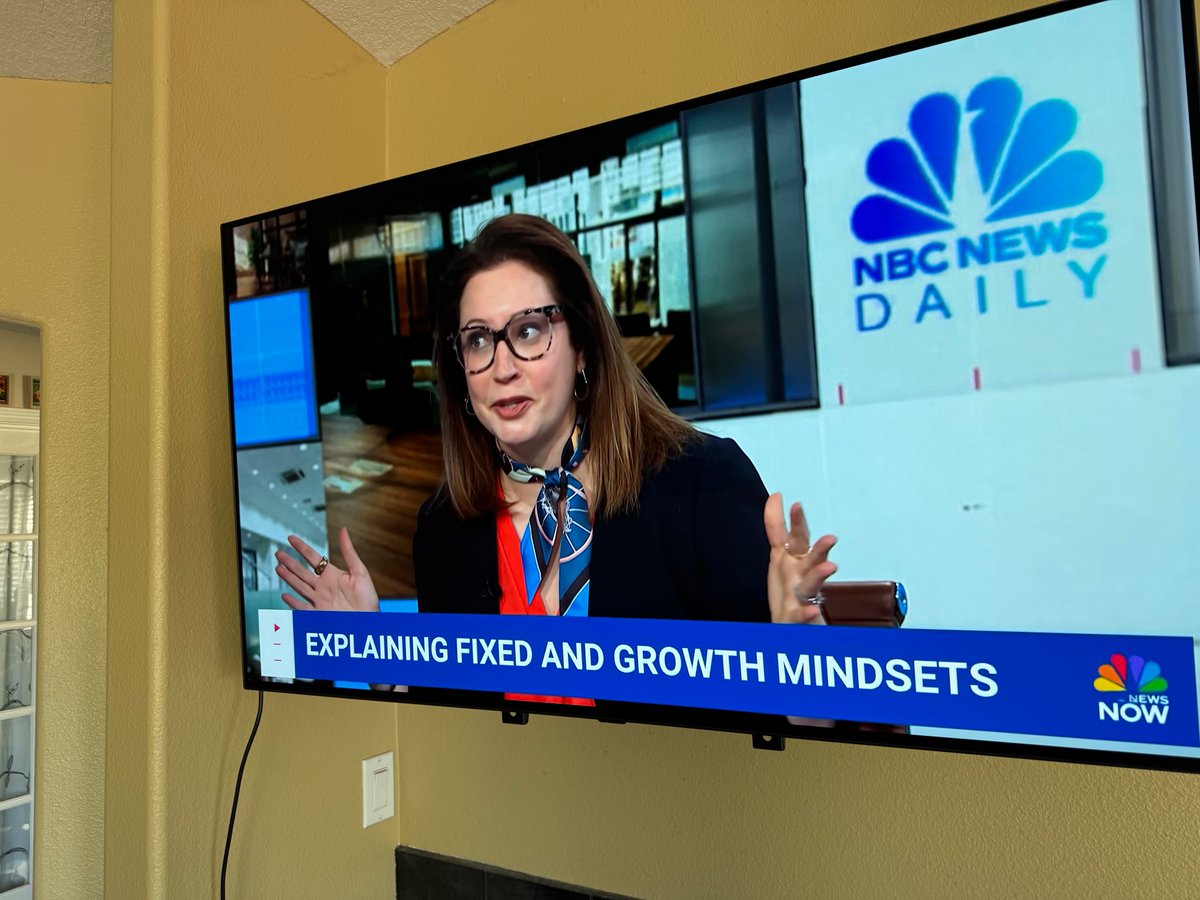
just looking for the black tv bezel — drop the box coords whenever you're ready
[221,0,1200,773]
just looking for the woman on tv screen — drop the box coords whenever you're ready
[274,215,835,675]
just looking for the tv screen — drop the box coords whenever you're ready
[223,0,1200,770]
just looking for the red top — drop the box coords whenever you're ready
[496,502,594,707]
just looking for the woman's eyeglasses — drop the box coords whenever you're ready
[452,305,562,374]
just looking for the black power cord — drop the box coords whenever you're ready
[221,690,263,900]
[0,753,30,795]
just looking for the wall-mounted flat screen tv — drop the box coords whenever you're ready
[222,0,1200,770]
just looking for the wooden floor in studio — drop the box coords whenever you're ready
[320,414,443,599]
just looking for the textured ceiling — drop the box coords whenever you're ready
[0,0,111,83]
[304,0,493,66]
[0,0,490,84]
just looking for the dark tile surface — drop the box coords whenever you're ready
[396,847,486,900]
[396,845,635,899]
[485,868,590,900]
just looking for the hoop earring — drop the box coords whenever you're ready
[573,368,589,401]
[464,397,476,418]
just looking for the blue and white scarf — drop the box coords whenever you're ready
[499,417,592,616]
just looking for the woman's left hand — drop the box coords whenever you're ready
[764,493,837,624]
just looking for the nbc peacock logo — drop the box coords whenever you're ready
[1095,654,1170,725]
[851,76,1104,244]
[1094,653,1167,693]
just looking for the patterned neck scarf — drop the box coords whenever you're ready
[499,417,592,616]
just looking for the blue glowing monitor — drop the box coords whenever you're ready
[228,289,319,448]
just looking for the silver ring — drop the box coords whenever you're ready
[794,585,824,605]
[314,556,329,575]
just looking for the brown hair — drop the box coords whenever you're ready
[434,213,697,520]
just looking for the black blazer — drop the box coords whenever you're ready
[413,433,772,623]
[410,445,896,735]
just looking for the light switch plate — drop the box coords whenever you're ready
[362,751,395,828]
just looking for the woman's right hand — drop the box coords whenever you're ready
[275,527,380,612]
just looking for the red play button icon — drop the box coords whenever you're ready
[274,623,281,632]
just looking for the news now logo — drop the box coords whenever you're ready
[1095,653,1169,725]
[851,77,1103,243]
[847,77,1109,334]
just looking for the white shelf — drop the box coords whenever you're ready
[0,797,29,815]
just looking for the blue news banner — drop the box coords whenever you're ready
[259,610,1199,747]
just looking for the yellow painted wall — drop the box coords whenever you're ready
[0,75,110,897]
[106,0,393,896]
[384,2,1200,897]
